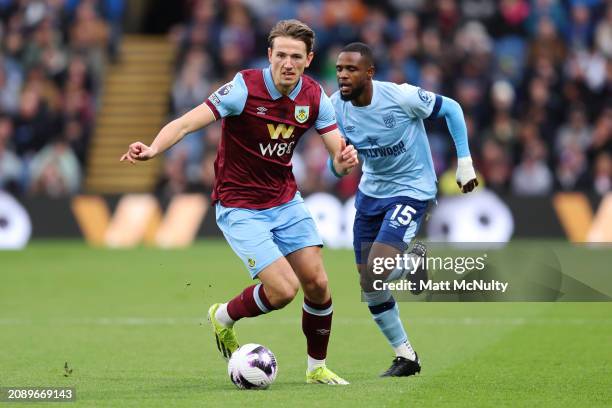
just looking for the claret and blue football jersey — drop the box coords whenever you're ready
[205,67,337,209]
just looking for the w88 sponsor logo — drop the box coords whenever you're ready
[259,141,296,157]
[259,122,297,157]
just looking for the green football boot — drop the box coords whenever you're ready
[306,366,350,385]
[207,303,240,360]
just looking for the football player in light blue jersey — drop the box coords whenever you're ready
[330,43,478,377]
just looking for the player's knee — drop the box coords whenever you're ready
[365,260,383,283]
[360,272,376,293]
[267,280,299,309]
[302,273,329,299]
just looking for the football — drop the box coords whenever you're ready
[227,343,278,390]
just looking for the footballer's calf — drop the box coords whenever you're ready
[258,246,331,308]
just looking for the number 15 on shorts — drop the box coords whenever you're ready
[389,204,417,226]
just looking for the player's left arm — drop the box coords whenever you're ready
[316,89,358,176]
[321,128,358,176]
[435,95,478,193]
[398,84,478,193]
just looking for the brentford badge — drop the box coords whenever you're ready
[295,106,310,123]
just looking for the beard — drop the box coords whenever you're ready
[339,82,366,101]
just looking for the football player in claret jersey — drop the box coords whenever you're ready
[120,20,358,385]
[331,43,478,377]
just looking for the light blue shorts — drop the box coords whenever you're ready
[215,192,323,278]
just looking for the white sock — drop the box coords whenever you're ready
[215,303,234,327]
[307,356,326,372]
[394,342,416,361]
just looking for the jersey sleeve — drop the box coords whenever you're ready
[315,88,338,135]
[204,72,248,119]
[329,91,345,132]
[438,96,471,158]
[396,83,440,120]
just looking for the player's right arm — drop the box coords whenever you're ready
[120,73,248,163]
[120,104,216,163]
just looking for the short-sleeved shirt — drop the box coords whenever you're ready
[205,67,337,209]
[331,80,441,201]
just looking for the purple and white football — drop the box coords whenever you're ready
[228,343,278,390]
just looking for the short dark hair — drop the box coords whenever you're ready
[341,42,374,67]
[268,19,315,54]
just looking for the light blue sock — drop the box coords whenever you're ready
[364,291,408,348]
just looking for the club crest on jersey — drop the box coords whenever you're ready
[295,106,310,123]
[383,113,396,129]
[248,258,256,268]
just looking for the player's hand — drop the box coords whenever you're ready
[334,138,359,175]
[120,142,157,164]
[456,156,478,193]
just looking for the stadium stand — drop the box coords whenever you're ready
[1,0,610,198]
[0,0,125,196]
[161,0,611,200]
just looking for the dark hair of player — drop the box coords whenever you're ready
[341,42,375,67]
[268,19,316,54]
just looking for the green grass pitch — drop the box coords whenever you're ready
[1,240,611,407]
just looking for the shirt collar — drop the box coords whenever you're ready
[263,66,302,101]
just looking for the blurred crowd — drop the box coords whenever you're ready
[0,0,123,196]
[1,0,610,200]
[161,0,612,200]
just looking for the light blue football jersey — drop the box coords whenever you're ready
[331,80,439,201]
